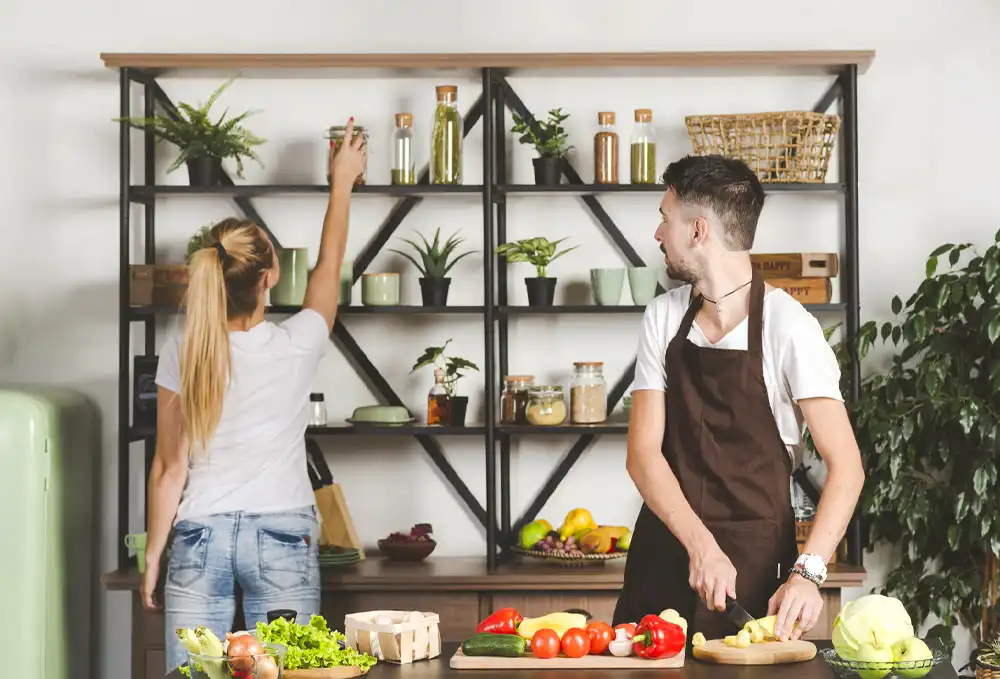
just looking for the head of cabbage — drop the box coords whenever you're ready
[832,594,915,658]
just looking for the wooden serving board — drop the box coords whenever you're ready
[449,647,685,670]
[285,667,368,679]
[691,639,816,665]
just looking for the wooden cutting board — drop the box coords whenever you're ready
[285,667,368,678]
[449,647,685,669]
[691,639,816,665]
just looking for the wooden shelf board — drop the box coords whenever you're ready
[500,183,846,195]
[129,184,482,199]
[100,51,874,75]
[498,423,629,435]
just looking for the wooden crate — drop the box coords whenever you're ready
[751,253,839,278]
[129,265,189,308]
[769,277,832,304]
[343,610,441,665]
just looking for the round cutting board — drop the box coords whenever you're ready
[692,639,816,665]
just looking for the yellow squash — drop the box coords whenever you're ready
[516,612,588,640]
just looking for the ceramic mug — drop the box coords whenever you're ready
[590,268,625,306]
[362,273,400,306]
[124,532,147,573]
[272,247,309,306]
[340,260,354,306]
[628,266,658,305]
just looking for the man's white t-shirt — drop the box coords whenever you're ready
[632,285,843,468]
[155,308,329,522]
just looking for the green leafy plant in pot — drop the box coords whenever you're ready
[389,228,475,306]
[495,237,577,306]
[113,79,265,186]
[819,231,1000,661]
[410,339,479,426]
[510,108,572,185]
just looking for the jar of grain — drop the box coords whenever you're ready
[525,386,567,426]
[570,362,607,423]
[594,111,619,184]
[500,375,534,424]
[326,124,368,186]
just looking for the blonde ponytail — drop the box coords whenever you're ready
[180,246,232,454]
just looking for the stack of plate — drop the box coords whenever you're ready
[318,546,362,568]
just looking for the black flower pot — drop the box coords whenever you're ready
[419,277,451,306]
[186,156,222,186]
[532,156,563,185]
[525,277,557,306]
[449,396,469,427]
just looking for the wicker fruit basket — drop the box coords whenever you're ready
[511,545,626,567]
[685,111,841,183]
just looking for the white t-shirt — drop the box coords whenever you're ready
[632,285,843,468]
[155,308,329,522]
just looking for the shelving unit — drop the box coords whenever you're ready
[103,50,872,575]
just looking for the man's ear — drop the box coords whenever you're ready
[690,215,710,246]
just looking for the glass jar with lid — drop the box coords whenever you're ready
[391,113,416,185]
[325,124,368,186]
[630,109,657,184]
[570,362,607,424]
[525,385,567,426]
[500,375,534,424]
[431,85,462,184]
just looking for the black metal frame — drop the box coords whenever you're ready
[115,61,863,573]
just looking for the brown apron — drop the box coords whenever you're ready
[612,269,798,639]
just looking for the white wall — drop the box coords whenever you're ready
[2,0,998,676]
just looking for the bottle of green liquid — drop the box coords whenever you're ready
[431,85,462,184]
[630,108,657,184]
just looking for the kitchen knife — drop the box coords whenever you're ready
[724,596,776,641]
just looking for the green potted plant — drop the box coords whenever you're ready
[114,79,265,187]
[824,232,1000,661]
[388,227,476,306]
[495,237,577,306]
[410,339,480,426]
[510,108,572,185]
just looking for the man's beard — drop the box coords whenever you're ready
[662,245,697,284]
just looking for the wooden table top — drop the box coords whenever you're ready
[164,641,957,678]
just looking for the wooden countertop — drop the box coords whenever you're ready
[163,641,956,679]
[103,556,866,592]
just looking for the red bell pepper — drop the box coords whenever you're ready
[632,614,685,659]
[475,607,523,634]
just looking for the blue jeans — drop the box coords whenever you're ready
[163,506,321,673]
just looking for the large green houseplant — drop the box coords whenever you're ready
[115,79,265,186]
[389,228,476,307]
[834,231,1000,662]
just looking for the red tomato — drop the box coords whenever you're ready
[530,629,560,659]
[585,621,614,654]
[614,622,637,639]
[560,628,591,658]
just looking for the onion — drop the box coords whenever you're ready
[226,632,264,673]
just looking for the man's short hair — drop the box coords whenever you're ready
[660,155,766,251]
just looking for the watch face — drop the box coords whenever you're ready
[801,554,825,573]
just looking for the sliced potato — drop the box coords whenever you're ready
[735,629,752,649]
[692,632,706,648]
[723,635,737,646]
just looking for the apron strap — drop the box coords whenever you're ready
[676,288,704,341]
[748,268,765,358]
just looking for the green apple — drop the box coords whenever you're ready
[892,636,934,678]
[854,642,895,679]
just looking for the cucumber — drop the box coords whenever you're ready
[461,633,526,657]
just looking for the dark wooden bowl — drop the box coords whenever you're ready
[377,538,437,562]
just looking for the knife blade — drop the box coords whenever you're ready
[724,596,776,641]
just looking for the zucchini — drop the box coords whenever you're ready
[461,633,526,657]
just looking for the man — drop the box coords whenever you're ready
[612,154,865,643]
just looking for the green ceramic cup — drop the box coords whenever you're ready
[590,268,625,305]
[362,273,400,306]
[272,247,309,306]
[340,260,354,306]
[124,533,147,573]
[628,266,658,305]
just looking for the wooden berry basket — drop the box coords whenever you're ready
[343,610,441,665]
[511,545,627,567]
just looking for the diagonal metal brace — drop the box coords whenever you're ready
[331,321,492,532]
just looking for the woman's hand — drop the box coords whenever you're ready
[330,117,367,189]
[141,554,162,611]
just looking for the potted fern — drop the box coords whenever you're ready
[495,236,577,306]
[510,108,572,185]
[114,79,265,186]
[411,340,480,426]
[389,228,476,306]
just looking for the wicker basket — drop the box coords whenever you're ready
[685,111,841,183]
[511,545,626,567]
[974,650,1000,678]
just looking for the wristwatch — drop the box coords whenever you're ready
[790,553,827,586]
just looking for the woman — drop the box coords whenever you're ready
[140,119,367,672]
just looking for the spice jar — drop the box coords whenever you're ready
[630,109,656,184]
[594,112,619,184]
[570,362,607,423]
[526,386,567,426]
[431,85,462,184]
[326,124,369,186]
[309,393,327,426]
[391,113,416,185]
[500,375,534,424]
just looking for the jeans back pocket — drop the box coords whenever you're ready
[168,524,211,588]
[258,527,311,589]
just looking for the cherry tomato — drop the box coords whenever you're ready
[530,629,560,659]
[614,622,637,639]
[585,621,614,655]
[560,627,591,658]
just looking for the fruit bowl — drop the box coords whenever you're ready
[819,647,950,678]
[378,523,436,562]
[511,544,626,567]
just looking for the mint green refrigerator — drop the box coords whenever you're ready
[0,387,99,679]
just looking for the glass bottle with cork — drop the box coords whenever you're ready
[391,113,416,185]
[427,368,451,425]
[594,111,619,184]
[630,109,657,184]
[431,85,462,184]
